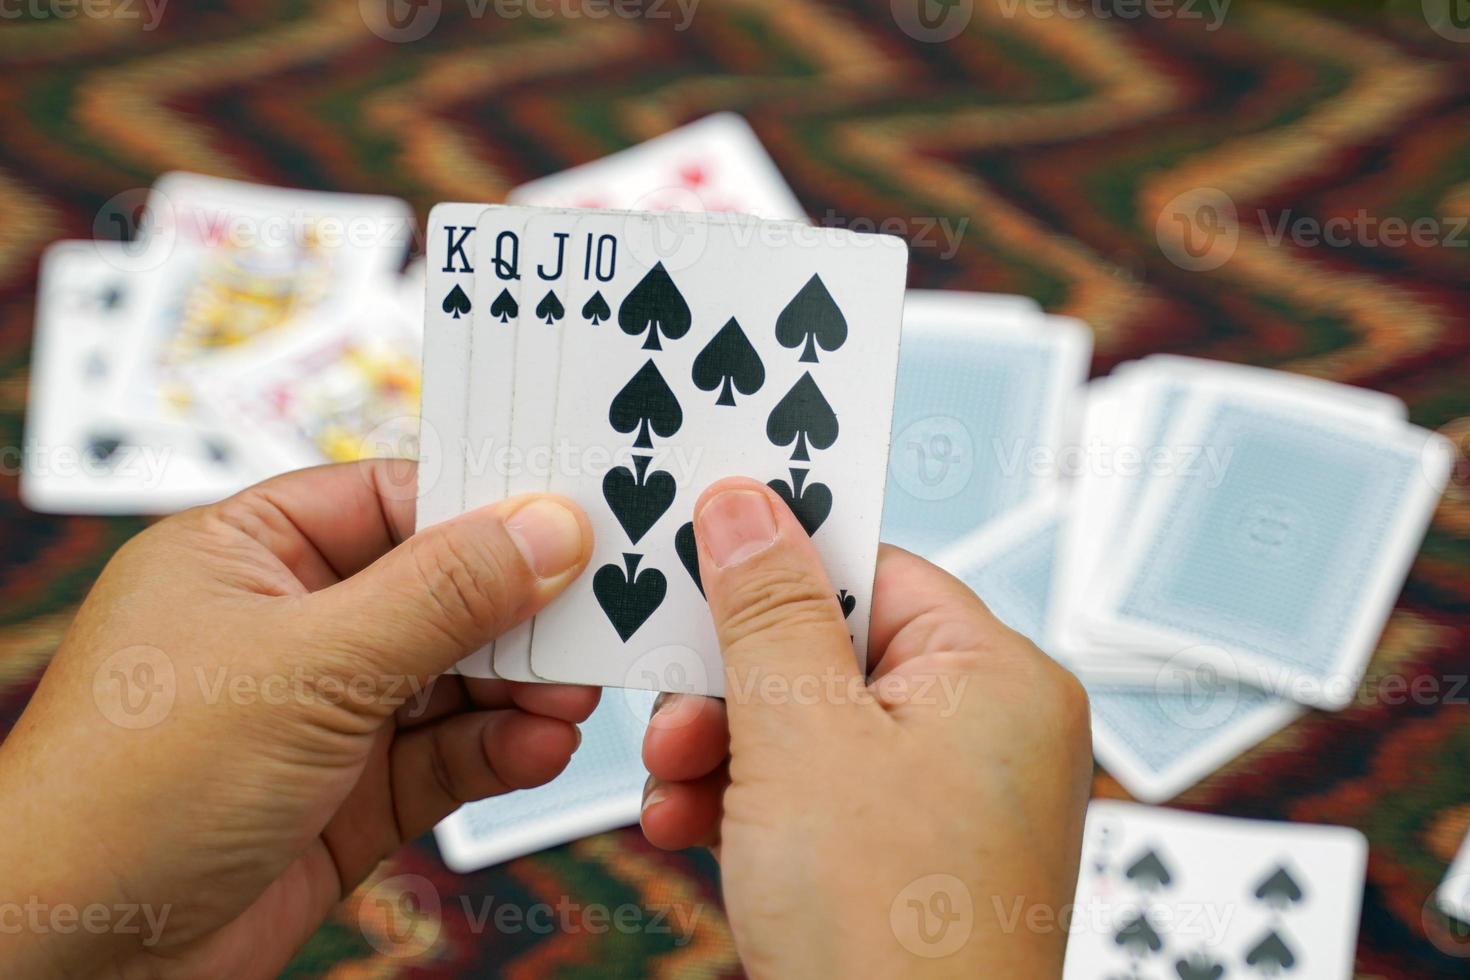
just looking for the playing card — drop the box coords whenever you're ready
[507,112,807,222]
[418,203,487,544]
[528,210,908,696]
[103,173,413,469]
[435,687,655,871]
[22,241,251,514]
[1054,365,1411,684]
[1080,387,1453,709]
[933,494,1302,803]
[186,284,422,474]
[1065,801,1367,978]
[485,208,585,681]
[882,290,1089,558]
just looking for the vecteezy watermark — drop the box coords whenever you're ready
[91,647,439,730]
[816,211,970,261]
[990,894,1238,943]
[0,899,172,947]
[357,874,705,958]
[993,0,1231,31]
[1157,187,1470,271]
[359,0,699,43]
[0,0,167,29]
[1426,870,1470,958]
[891,0,975,43]
[92,186,416,275]
[891,874,974,958]
[1418,0,1470,43]
[886,423,1236,504]
[0,442,174,485]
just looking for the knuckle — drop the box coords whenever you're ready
[406,530,521,641]
[1051,665,1092,746]
[717,563,838,645]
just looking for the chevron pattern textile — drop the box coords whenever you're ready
[2,1,1469,976]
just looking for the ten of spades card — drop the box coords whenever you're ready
[526,211,908,697]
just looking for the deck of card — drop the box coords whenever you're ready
[933,352,1451,802]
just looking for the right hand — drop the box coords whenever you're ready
[641,478,1092,977]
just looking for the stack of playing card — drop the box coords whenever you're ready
[934,354,1453,803]
[1064,800,1368,977]
[23,173,419,514]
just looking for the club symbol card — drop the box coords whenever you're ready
[519,210,908,696]
[1064,801,1367,979]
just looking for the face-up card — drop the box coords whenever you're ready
[486,209,587,681]
[104,173,413,468]
[495,212,760,682]
[1081,390,1453,709]
[187,285,422,474]
[22,241,252,514]
[934,495,1302,803]
[1065,801,1367,978]
[419,203,489,544]
[882,290,1090,559]
[528,211,908,696]
[507,113,807,222]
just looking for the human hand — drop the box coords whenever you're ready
[0,460,598,980]
[641,478,1092,977]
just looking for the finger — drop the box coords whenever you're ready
[209,459,419,591]
[309,494,593,678]
[391,709,581,842]
[504,681,601,724]
[640,767,727,852]
[866,544,1015,681]
[642,694,729,782]
[394,674,471,728]
[694,479,860,722]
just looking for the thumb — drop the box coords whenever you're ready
[310,494,592,677]
[694,478,861,724]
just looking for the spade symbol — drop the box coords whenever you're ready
[1252,866,1303,910]
[1244,930,1296,974]
[204,439,232,466]
[442,283,472,320]
[1113,913,1163,957]
[602,455,676,545]
[536,290,565,325]
[1125,849,1173,892]
[692,317,765,407]
[618,262,690,350]
[490,288,518,323]
[837,590,856,618]
[582,290,611,325]
[85,432,123,466]
[768,468,833,536]
[1175,953,1225,980]
[610,360,683,450]
[593,554,667,642]
[775,274,847,363]
[675,522,703,596]
[766,372,838,462]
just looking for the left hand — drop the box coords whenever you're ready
[0,459,598,979]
